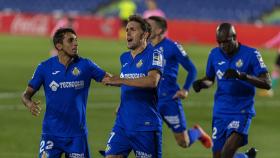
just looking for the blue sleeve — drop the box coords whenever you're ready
[87,59,106,82]
[28,63,44,90]
[250,50,268,76]
[206,52,215,78]
[174,43,197,90]
[149,48,164,75]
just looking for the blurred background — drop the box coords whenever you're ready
[0,0,279,157]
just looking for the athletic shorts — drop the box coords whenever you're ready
[212,115,252,152]
[39,134,90,158]
[105,125,162,158]
[158,99,187,133]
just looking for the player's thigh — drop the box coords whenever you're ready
[159,100,187,133]
[225,115,251,147]
[39,134,63,158]
[130,130,162,158]
[223,132,244,151]
[212,117,227,153]
[275,53,280,67]
[212,115,252,152]
[105,126,131,157]
[65,135,91,158]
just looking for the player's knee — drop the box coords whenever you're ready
[221,147,235,158]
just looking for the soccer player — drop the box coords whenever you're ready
[102,15,163,158]
[21,28,110,158]
[146,16,212,149]
[192,23,271,158]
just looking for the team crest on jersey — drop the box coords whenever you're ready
[72,67,80,76]
[235,59,243,68]
[136,59,143,68]
[41,151,48,158]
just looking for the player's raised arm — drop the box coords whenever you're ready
[21,86,41,116]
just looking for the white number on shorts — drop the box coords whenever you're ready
[39,140,54,153]
[108,132,115,143]
[46,141,54,150]
[212,127,217,139]
[40,141,45,153]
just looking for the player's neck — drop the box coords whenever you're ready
[131,42,147,58]
[58,52,74,67]
[151,35,164,46]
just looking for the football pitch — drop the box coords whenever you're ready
[0,34,279,158]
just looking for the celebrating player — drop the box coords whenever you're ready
[102,15,163,158]
[146,16,212,149]
[193,23,271,158]
[21,28,110,158]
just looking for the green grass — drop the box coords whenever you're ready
[0,34,279,158]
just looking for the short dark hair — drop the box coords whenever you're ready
[148,16,167,34]
[53,28,76,49]
[128,14,151,35]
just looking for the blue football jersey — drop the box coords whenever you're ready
[29,56,106,137]
[206,44,268,117]
[156,38,197,101]
[114,44,163,131]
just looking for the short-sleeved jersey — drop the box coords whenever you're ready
[29,56,106,137]
[156,38,196,101]
[206,44,268,117]
[114,44,163,131]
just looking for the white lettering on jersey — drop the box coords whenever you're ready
[175,42,187,56]
[120,73,146,79]
[254,51,266,68]
[152,48,163,67]
[49,80,84,92]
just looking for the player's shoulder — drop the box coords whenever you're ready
[120,51,130,59]
[40,56,58,66]
[239,44,257,53]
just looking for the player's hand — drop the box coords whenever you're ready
[26,100,41,116]
[224,69,239,79]
[103,75,122,86]
[173,89,189,99]
[224,69,247,80]
[193,80,203,93]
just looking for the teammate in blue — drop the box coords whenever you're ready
[146,16,212,149]
[21,28,110,158]
[192,23,271,158]
[102,15,163,158]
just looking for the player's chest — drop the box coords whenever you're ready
[213,56,249,72]
[45,64,88,83]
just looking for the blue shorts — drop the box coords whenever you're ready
[39,134,90,158]
[105,126,162,158]
[212,115,252,152]
[158,99,187,133]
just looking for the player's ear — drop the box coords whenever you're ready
[55,43,63,51]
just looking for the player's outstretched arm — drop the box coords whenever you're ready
[192,76,214,93]
[103,70,161,88]
[21,86,41,116]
